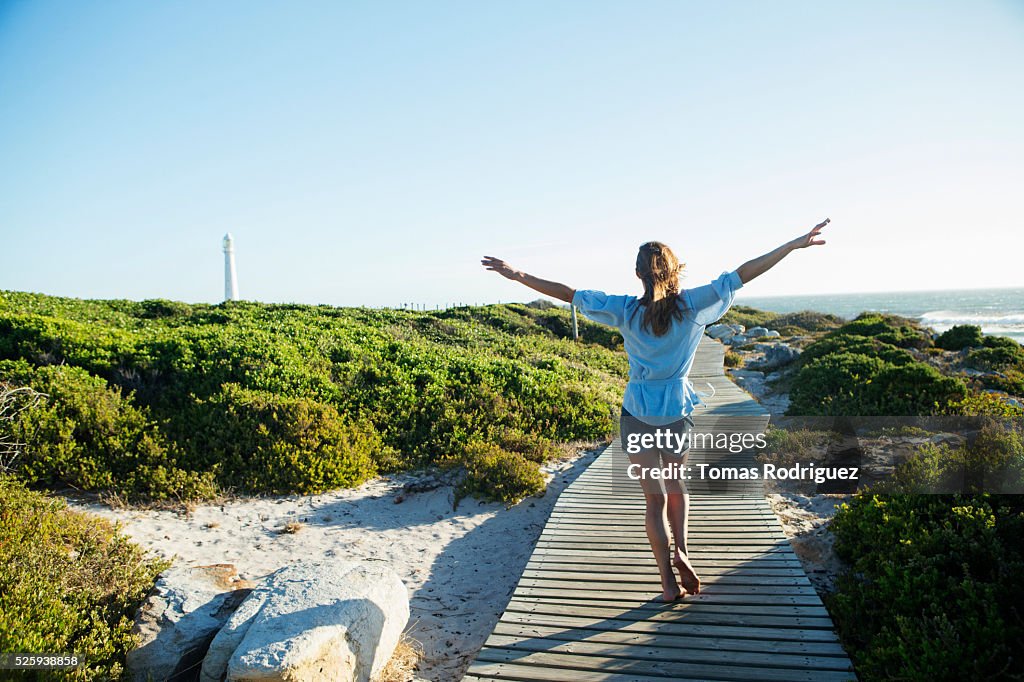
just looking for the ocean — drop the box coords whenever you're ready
[735,287,1024,343]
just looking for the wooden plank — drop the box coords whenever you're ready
[511,587,824,606]
[491,622,849,657]
[482,633,855,672]
[520,569,813,586]
[499,609,845,642]
[502,600,832,620]
[471,648,855,682]
[525,561,810,575]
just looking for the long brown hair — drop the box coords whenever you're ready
[632,241,685,336]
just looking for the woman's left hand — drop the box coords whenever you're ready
[481,256,520,280]
[791,218,830,249]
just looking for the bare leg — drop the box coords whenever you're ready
[667,491,700,594]
[663,443,701,595]
[642,492,680,602]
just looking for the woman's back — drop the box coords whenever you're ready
[572,270,744,422]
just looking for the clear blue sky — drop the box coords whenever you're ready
[2,1,1022,307]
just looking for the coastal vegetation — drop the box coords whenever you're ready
[776,317,1024,679]
[0,291,626,505]
[0,473,169,680]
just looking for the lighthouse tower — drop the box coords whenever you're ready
[223,233,239,301]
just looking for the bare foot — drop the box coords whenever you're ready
[659,575,682,603]
[658,586,682,603]
[673,552,701,595]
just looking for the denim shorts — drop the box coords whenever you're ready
[619,407,694,493]
[619,406,695,458]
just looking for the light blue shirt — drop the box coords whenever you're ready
[572,270,744,424]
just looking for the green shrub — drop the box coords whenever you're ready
[946,391,1024,417]
[935,324,983,350]
[771,310,844,333]
[787,352,890,416]
[878,421,1024,494]
[829,492,1024,680]
[799,335,915,366]
[760,426,835,463]
[174,384,380,495]
[965,344,1024,371]
[837,313,932,348]
[0,474,169,680]
[138,299,193,320]
[787,313,968,417]
[862,363,968,416]
[984,335,1022,351]
[723,350,742,368]
[0,360,218,502]
[720,305,777,330]
[452,441,546,506]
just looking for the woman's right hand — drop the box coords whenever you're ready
[481,256,521,281]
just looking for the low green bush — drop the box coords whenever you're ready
[172,384,380,495]
[451,441,546,506]
[787,313,968,416]
[771,310,844,332]
[720,305,776,330]
[0,474,169,680]
[798,335,915,366]
[789,351,968,417]
[965,344,1024,371]
[862,362,968,416]
[787,352,889,416]
[840,313,933,349]
[0,360,218,502]
[946,392,1024,417]
[829,492,1024,680]
[880,420,1024,494]
[935,324,983,350]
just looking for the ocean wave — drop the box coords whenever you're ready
[918,310,1024,327]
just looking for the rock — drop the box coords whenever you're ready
[726,334,749,346]
[729,369,766,394]
[706,323,733,340]
[751,343,802,371]
[747,326,770,338]
[753,343,775,353]
[764,330,781,338]
[200,560,409,682]
[127,564,255,682]
[728,324,745,334]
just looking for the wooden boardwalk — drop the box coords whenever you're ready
[463,338,856,681]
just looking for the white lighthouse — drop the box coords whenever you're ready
[223,233,239,301]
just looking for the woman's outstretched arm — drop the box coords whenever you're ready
[481,256,575,303]
[735,218,830,284]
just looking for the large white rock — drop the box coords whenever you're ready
[706,323,734,340]
[751,343,803,371]
[127,564,255,682]
[200,560,409,682]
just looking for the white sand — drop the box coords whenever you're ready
[65,447,602,682]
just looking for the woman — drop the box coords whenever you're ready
[481,219,829,602]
